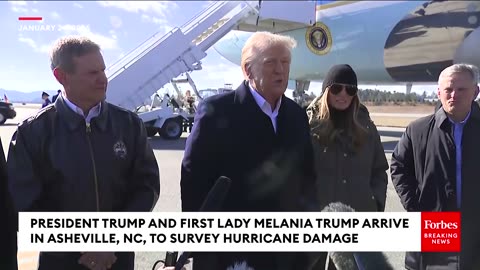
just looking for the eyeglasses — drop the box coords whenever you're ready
[328,84,358,96]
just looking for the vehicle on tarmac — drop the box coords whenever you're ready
[0,101,16,125]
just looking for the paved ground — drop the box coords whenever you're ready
[371,112,428,118]
[1,105,408,270]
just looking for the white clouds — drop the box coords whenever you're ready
[97,1,178,17]
[159,24,174,34]
[191,62,244,89]
[18,35,51,54]
[50,11,61,20]
[11,6,28,13]
[60,27,119,50]
[18,36,36,49]
[9,1,29,13]
[140,15,173,34]
[141,14,167,26]
[110,16,123,29]
[109,29,118,40]
[73,3,83,9]
[9,1,27,6]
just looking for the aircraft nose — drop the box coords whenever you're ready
[213,30,253,66]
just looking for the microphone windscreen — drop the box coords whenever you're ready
[199,176,232,212]
[175,176,232,270]
[226,261,255,270]
[330,251,359,270]
[321,202,356,213]
[321,203,394,270]
[354,252,395,270]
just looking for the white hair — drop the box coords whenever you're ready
[226,261,255,270]
[240,31,297,79]
[439,63,479,85]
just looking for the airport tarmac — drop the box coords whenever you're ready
[2,105,408,270]
[371,112,428,118]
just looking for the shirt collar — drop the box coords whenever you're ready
[448,110,471,126]
[248,82,282,114]
[62,93,101,123]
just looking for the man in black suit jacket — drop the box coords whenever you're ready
[181,31,317,270]
[0,137,17,270]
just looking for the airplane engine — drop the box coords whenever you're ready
[455,26,480,68]
[384,1,480,82]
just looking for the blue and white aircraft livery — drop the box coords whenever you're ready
[214,1,480,86]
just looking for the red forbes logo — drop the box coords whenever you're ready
[421,212,461,252]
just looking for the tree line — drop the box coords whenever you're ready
[356,89,436,105]
[299,89,438,107]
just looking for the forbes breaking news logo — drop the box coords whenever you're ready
[421,212,460,252]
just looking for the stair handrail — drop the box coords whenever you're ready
[106,28,178,79]
[106,1,233,80]
[180,1,226,33]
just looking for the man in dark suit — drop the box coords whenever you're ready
[52,89,61,103]
[181,31,317,270]
[0,137,17,270]
[391,64,480,269]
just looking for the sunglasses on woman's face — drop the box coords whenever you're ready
[329,84,358,96]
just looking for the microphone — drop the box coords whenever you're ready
[197,176,232,212]
[321,202,394,270]
[174,176,232,270]
[226,261,255,270]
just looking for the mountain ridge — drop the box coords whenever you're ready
[0,89,58,103]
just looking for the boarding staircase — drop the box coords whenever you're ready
[105,1,260,112]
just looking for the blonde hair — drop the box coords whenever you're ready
[240,32,297,79]
[310,87,367,150]
[50,36,101,73]
[439,63,479,85]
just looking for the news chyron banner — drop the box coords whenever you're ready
[18,212,460,252]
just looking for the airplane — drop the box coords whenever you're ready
[213,0,480,95]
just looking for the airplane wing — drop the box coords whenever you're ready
[234,1,316,33]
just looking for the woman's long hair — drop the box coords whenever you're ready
[310,88,367,151]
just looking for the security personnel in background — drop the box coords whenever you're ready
[52,89,61,103]
[41,91,51,108]
[7,36,160,270]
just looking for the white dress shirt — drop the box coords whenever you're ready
[248,83,282,133]
[62,93,101,124]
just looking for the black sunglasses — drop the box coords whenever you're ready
[328,84,358,96]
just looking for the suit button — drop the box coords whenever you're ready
[344,153,347,157]
[343,179,347,184]
[371,196,375,200]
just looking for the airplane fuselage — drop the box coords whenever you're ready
[214,1,480,84]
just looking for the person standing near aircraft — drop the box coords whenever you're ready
[7,36,160,270]
[391,63,480,270]
[307,64,388,212]
[306,64,388,269]
[183,90,195,132]
[0,137,17,270]
[181,31,317,270]
[52,89,61,103]
[41,91,51,108]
